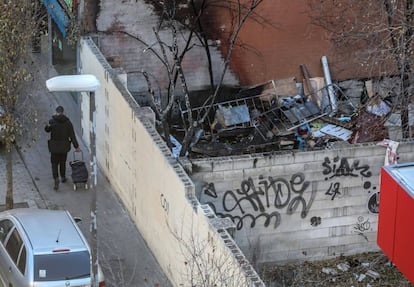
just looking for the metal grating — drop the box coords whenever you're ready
[182,80,327,140]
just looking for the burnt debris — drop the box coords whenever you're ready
[133,62,414,158]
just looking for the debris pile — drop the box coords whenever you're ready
[261,251,412,287]
[177,58,414,157]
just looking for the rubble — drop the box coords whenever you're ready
[322,267,337,275]
[366,269,381,280]
[357,273,366,282]
[137,59,414,158]
[180,72,410,157]
[261,251,412,287]
[336,262,350,272]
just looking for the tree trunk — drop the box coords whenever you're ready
[80,0,98,33]
[401,72,411,139]
[401,0,414,138]
[5,141,14,210]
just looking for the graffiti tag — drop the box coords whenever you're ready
[204,172,316,230]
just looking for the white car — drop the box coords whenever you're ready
[0,208,105,287]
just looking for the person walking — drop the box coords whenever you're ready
[45,106,81,190]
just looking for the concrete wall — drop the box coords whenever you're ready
[79,37,264,287]
[189,142,414,267]
[77,32,414,284]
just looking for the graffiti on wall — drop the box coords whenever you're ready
[322,156,376,209]
[201,156,379,231]
[203,173,316,230]
[322,156,372,179]
[353,216,372,241]
[367,192,379,214]
[310,216,321,227]
[160,193,169,215]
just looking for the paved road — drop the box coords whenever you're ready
[0,51,172,286]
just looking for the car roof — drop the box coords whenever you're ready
[1,208,88,254]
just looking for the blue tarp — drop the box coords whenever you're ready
[41,0,70,37]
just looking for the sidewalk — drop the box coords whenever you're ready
[0,45,171,286]
[0,147,46,210]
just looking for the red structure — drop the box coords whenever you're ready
[377,163,414,284]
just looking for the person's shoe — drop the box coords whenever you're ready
[53,179,59,190]
[61,177,67,183]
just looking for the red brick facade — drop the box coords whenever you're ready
[203,0,364,86]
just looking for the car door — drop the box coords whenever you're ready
[0,223,29,287]
[0,219,14,287]
[3,228,27,287]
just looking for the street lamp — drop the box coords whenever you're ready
[46,74,100,287]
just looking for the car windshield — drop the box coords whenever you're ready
[34,251,90,281]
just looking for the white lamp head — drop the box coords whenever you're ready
[46,75,100,92]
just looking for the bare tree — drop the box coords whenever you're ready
[308,0,414,138]
[178,0,265,156]
[170,217,259,287]
[0,0,44,209]
[178,232,248,286]
[106,0,266,156]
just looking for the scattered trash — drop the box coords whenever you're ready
[377,139,399,165]
[262,251,410,286]
[322,267,337,275]
[165,64,410,158]
[366,269,380,280]
[213,104,250,128]
[317,124,353,141]
[349,110,387,144]
[337,116,351,122]
[366,99,391,117]
[337,262,350,272]
[189,128,204,148]
[170,135,183,158]
[358,273,366,282]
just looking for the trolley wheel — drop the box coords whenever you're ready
[73,184,77,191]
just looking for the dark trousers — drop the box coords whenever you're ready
[51,153,68,179]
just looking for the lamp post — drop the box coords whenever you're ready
[46,74,100,287]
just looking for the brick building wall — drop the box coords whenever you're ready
[202,0,332,85]
[92,1,393,91]
[95,0,239,94]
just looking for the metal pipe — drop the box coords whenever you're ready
[48,14,53,68]
[89,91,98,287]
[321,56,337,115]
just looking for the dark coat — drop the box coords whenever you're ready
[45,114,79,154]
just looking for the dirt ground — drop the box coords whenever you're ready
[261,251,413,287]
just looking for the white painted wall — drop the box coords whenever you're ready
[79,37,264,287]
